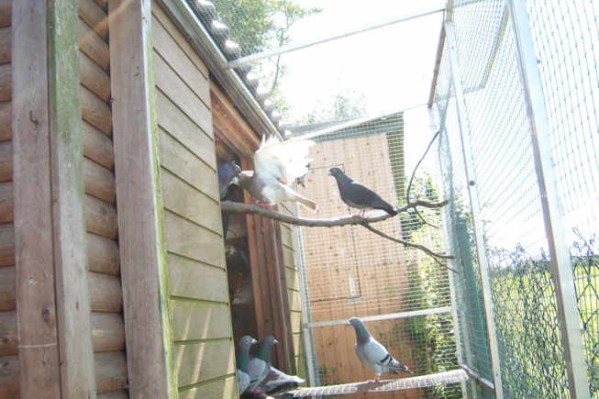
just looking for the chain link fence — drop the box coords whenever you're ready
[431,0,598,397]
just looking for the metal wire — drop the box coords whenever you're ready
[432,0,599,397]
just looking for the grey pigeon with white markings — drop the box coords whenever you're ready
[329,168,397,217]
[247,335,278,392]
[348,317,412,382]
[257,365,305,395]
[236,335,258,394]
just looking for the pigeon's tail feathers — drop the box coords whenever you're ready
[283,186,318,212]
[383,205,398,216]
[387,357,413,374]
[372,199,398,216]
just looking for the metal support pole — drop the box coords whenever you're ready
[508,0,591,397]
[429,105,469,396]
[445,21,505,398]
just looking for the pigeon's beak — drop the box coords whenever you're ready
[251,339,258,344]
[273,339,279,345]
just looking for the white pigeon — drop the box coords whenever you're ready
[257,365,305,395]
[247,335,278,392]
[236,335,258,394]
[348,317,413,382]
[233,135,318,211]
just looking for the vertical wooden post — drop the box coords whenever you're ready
[12,1,61,397]
[109,0,174,397]
[445,21,504,397]
[49,0,96,396]
[508,0,591,397]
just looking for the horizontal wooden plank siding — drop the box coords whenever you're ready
[152,3,236,397]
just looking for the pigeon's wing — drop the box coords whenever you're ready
[236,369,251,394]
[342,183,397,215]
[362,338,411,374]
[247,357,269,390]
[253,136,314,184]
[279,184,318,211]
[341,183,382,208]
[257,366,305,394]
[355,342,370,365]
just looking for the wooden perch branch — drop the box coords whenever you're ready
[220,199,449,227]
[221,199,454,266]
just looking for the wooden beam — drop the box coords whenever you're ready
[108,0,173,397]
[12,1,60,396]
[48,0,96,395]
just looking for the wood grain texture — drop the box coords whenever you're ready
[89,272,122,313]
[153,54,212,134]
[173,340,235,387]
[156,90,215,169]
[0,63,9,101]
[12,1,60,395]
[92,312,125,352]
[170,300,232,342]
[0,102,9,142]
[109,0,172,396]
[0,182,12,223]
[167,254,227,302]
[160,169,221,234]
[0,266,15,310]
[0,223,13,267]
[151,3,208,78]
[83,120,114,168]
[85,195,118,239]
[87,233,120,275]
[80,52,111,102]
[0,311,17,356]
[98,390,129,399]
[80,0,108,40]
[0,27,9,64]
[178,376,237,399]
[0,355,19,398]
[0,141,11,182]
[84,157,116,203]
[95,351,128,394]
[79,19,109,70]
[0,0,9,28]
[51,1,96,393]
[81,85,112,134]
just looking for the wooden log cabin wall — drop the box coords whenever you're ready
[0,0,307,397]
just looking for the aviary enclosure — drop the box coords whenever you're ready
[0,0,597,398]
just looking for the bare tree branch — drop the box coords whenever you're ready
[221,199,449,227]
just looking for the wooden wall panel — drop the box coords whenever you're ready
[0,1,14,395]
[152,3,237,396]
[79,0,130,396]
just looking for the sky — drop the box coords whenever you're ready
[265,0,446,172]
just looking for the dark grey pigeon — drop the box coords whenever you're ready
[256,365,305,395]
[348,317,412,382]
[218,160,242,200]
[329,167,398,217]
[236,335,258,394]
[247,335,278,392]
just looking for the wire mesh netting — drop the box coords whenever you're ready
[186,0,598,397]
[432,0,599,397]
[293,115,461,399]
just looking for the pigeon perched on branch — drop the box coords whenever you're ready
[348,317,412,382]
[329,167,397,217]
[236,335,258,394]
[257,366,305,395]
[247,335,279,392]
[233,135,318,211]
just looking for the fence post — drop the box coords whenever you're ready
[445,21,504,398]
[507,1,591,397]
